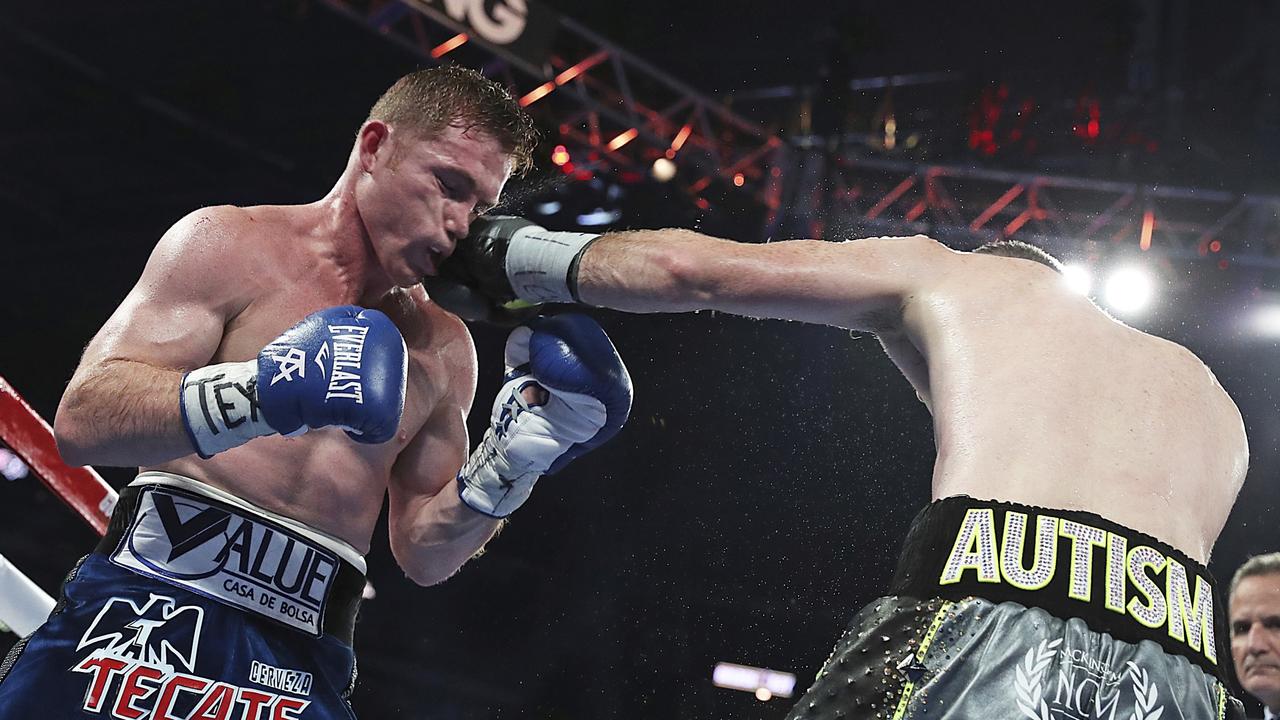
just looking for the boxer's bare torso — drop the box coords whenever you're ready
[69,203,476,554]
[57,123,509,570]
[873,251,1245,563]
[149,205,476,553]
[579,232,1247,562]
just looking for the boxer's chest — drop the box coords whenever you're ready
[215,280,449,450]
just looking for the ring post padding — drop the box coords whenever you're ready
[0,375,116,534]
[0,552,55,636]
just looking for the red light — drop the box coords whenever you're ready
[694,198,710,210]
[551,145,570,166]
[430,33,469,59]
[520,82,556,107]
[1209,240,1222,253]
[606,128,638,152]
[1218,260,1230,270]
[1139,210,1155,251]
[732,173,745,187]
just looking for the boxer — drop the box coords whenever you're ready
[0,69,632,719]
[430,216,1249,719]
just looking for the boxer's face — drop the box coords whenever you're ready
[356,120,510,287]
[1230,573,1280,709]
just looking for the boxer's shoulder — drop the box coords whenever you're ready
[154,204,295,274]
[383,285,478,408]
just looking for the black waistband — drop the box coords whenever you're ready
[888,495,1230,682]
[95,484,364,646]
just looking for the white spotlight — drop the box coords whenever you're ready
[0,448,27,481]
[1061,263,1092,296]
[713,662,796,698]
[651,157,677,183]
[1103,266,1155,315]
[1250,305,1280,338]
[576,207,623,226]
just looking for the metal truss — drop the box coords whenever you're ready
[317,0,781,202]
[798,155,1280,269]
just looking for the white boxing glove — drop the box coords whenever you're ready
[458,314,632,518]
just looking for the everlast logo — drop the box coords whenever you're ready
[324,324,368,403]
[939,508,1217,665]
[112,487,337,636]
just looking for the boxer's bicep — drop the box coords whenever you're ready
[386,355,495,586]
[56,207,256,464]
[79,207,252,372]
[389,398,468,506]
[386,403,490,586]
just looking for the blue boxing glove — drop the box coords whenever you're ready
[180,306,408,458]
[458,314,632,517]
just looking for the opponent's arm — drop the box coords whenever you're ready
[428,217,953,331]
[55,208,251,466]
[577,229,949,329]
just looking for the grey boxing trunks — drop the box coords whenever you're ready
[785,496,1243,720]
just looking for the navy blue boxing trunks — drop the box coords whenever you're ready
[0,472,367,719]
[785,496,1244,720]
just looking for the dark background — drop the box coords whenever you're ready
[1,2,1277,718]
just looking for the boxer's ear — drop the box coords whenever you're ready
[356,120,391,173]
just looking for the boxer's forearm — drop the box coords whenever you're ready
[575,230,940,329]
[55,358,196,466]
[392,483,503,586]
[576,228,736,313]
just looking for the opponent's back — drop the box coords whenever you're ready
[900,254,1247,562]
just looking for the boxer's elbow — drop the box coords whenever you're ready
[390,532,464,587]
[54,371,129,466]
[398,553,463,587]
[54,413,95,467]
[401,563,450,587]
[54,384,99,466]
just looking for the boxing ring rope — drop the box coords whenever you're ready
[0,375,117,636]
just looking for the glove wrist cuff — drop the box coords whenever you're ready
[504,226,600,304]
[180,361,274,459]
[457,427,539,518]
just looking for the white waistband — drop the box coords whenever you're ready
[131,471,367,574]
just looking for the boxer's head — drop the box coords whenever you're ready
[971,240,1063,273]
[366,65,538,176]
[353,66,538,287]
[1231,553,1280,712]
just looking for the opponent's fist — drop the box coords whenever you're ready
[458,313,632,517]
[181,306,408,458]
[424,216,600,323]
